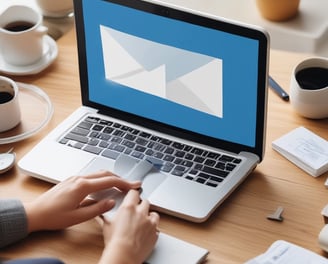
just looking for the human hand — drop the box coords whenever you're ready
[24,171,141,233]
[98,190,160,264]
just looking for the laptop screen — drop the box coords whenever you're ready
[74,0,269,160]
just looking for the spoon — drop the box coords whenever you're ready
[0,148,16,174]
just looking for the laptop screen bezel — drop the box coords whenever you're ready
[73,0,269,161]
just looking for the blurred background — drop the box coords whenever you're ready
[1,0,327,56]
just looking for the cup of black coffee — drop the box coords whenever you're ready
[0,76,21,132]
[290,57,328,119]
[0,5,48,66]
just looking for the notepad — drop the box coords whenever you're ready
[272,126,328,177]
[244,240,328,264]
[146,232,209,264]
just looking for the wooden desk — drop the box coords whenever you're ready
[1,27,328,264]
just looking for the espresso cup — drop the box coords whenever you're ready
[290,57,328,119]
[0,5,48,66]
[0,76,21,132]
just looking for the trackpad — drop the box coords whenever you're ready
[80,155,167,199]
[141,171,167,199]
[114,155,167,199]
[79,157,115,175]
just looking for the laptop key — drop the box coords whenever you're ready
[172,142,184,150]
[161,163,174,172]
[145,156,163,168]
[163,155,174,162]
[102,149,120,160]
[185,153,194,160]
[131,151,144,159]
[71,127,89,136]
[210,175,224,183]
[77,121,93,130]
[153,152,164,159]
[226,163,236,171]
[85,116,100,123]
[103,127,114,134]
[92,124,104,131]
[84,145,102,154]
[139,132,151,138]
[88,138,99,146]
[136,137,148,146]
[59,138,69,144]
[172,169,184,176]
[204,159,216,166]
[202,166,229,178]
[196,177,206,184]
[67,140,84,149]
[181,160,193,167]
[64,133,88,144]
[99,141,109,148]
[206,181,219,187]
[207,152,220,159]
[175,150,185,158]
[219,155,234,162]
[135,145,146,153]
[191,147,203,155]
[160,138,172,145]
[194,156,205,163]
[109,143,125,152]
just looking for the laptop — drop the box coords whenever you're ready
[18,0,269,223]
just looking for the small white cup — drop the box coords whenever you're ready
[36,0,74,18]
[0,5,48,66]
[0,76,21,132]
[290,57,328,119]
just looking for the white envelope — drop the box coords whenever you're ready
[100,25,223,118]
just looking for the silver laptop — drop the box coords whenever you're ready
[18,0,269,223]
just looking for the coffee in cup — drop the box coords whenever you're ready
[295,67,328,90]
[290,57,328,119]
[0,76,21,132]
[0,5,48,66]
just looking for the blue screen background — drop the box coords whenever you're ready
[82,0,259,147]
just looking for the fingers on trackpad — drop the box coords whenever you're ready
[114,154,153,181]
[114,155,167,198]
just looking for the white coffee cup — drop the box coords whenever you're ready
[290,57,328,119]
[0,76,21,132]
[0,5,48,66]
[36,0,74,18]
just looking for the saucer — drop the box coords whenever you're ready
[0,82,54,144]
[0,35,58,76]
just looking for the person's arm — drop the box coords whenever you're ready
[98,190,160,264]
[0,199,28,248]
[1,171,159,263]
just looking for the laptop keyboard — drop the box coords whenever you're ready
[58,116,242,188]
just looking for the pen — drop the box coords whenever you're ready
[269,76,289,101]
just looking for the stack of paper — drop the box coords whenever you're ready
[146,232,209,264]
[245,240,328,264]
[272,126,328,177]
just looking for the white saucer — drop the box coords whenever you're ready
[0,35,58,76]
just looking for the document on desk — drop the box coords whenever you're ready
[245,240,328,264]
[272,126,328,177]
[145,232,208,264]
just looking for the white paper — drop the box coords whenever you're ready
[146,233,209,264]
[272,127,328,177]
[245,240,328,264]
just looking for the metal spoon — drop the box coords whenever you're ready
[0,148,16,174]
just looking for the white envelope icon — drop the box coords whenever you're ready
[100,25,223,118]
